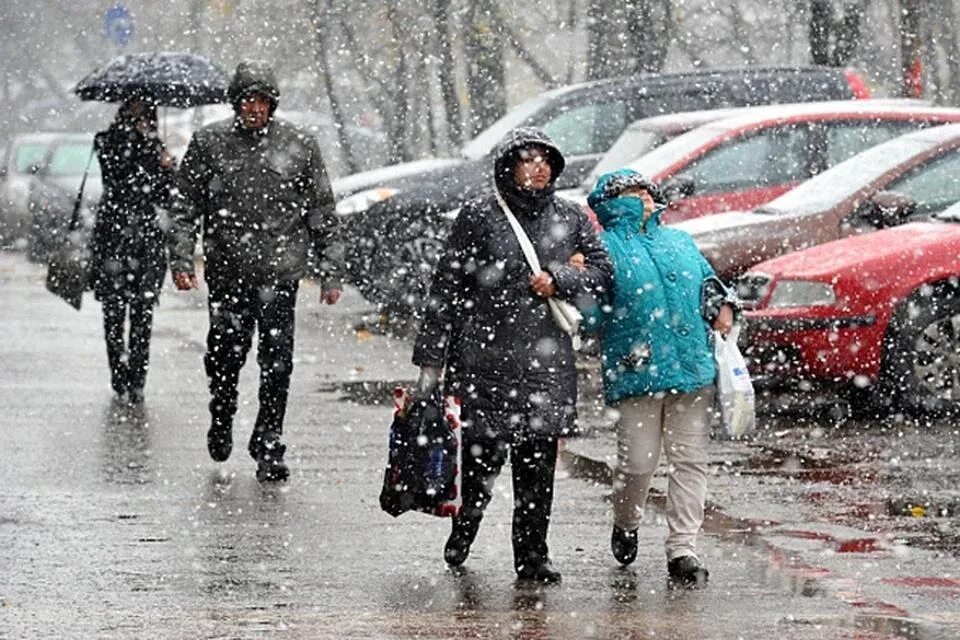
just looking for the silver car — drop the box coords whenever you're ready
[0,132,63,245]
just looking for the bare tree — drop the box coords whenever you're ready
[433,0,463,146]
[900,0,923,97]
[937,0,960,103]
[310,0,358,174]
[587,0,670,80]
[809,0,865,65]
[464,0,506,137]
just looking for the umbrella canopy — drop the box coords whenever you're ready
[74,51,229,108]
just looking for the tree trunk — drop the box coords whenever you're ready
[809,0,832,65]
[464,0,506,137]
[433,0,463,147]
[589,0,670,79]
[939,0,960,104]
[587,0,629,80]
[832,2,865,65]
[629,0,671,73]
[311,0,358,175]
[386,4,412,162]
[900,0,923,97]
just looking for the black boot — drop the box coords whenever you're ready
[611,525,638,566]
[256,442,289,482]
[516,559,562,584]
[444,519,479,567]
[207,414,233,462]
[667,555,709,589]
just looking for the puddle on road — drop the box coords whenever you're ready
[317,379,413,406]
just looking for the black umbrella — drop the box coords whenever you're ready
[74,51,229,108]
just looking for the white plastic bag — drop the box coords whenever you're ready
[714,326,756,438]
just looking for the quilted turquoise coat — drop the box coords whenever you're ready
[585,169,719,404]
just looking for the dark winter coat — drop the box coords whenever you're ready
[91,123,173,302]
[413,127,613,440]
[167,63,341,288]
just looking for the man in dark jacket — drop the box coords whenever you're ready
[413,127,613,582]
[167,61,342,482]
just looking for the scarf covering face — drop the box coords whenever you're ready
[589,168,668,232]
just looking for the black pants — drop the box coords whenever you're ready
[205,279,298,458]
[102,294,155,393]
[454,430,559,572]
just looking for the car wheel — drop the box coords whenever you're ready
[882,286,960,416]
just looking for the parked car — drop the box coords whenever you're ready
[676,123,960,280]
[603,100,959,225]
[740,200,960,416]
[26,134,101,262]
[573,105,759,199]
[336,65,871,314]
[0,132,62,245]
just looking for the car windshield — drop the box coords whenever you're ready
[625,124,728,177]
[460,89,570,160]
[14,143,50,172]
[755,136,936,216]
[584,127,665,190]
[47,142,99,176]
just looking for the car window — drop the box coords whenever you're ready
[885,150,960,214]
[14,144,50,172]
[586,127,666,189]
[460,91,560,160]
[826,121,914,166]
[541,101,629,157]
[681,125,810,194]
[47,142,99,176]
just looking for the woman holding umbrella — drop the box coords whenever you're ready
[91,98,175,403]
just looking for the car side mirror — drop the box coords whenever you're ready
[0,166,7,179]
[28,163,43,175]
[857,190,916,229]
[661,174,695,203]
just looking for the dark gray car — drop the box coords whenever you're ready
[335,65,871,316]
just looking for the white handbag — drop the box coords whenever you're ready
[493,186,583,349]
[714,326,756,438]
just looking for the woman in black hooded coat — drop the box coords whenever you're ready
[91,99,175,403]
[413,126,613,582]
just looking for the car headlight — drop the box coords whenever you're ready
[767,280,836,308]
[335,187,398,216]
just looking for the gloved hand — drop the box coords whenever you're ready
[415,366,442,397]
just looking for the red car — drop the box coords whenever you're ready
[741,202,960,416]
[621,100,960,224]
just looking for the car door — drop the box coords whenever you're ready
[661,123,812,224]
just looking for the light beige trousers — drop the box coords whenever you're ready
[612,387,714,560]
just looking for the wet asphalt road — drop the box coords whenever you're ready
[1,250,957,639]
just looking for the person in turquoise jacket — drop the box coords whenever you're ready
[584,168,735,588]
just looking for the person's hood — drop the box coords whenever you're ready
[588,169,664,231]
[493,126,565,188]
[228,61,280,113]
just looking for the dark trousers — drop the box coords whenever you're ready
[102,294,155,393]
[454,431,559,572]
[205,279,299,458]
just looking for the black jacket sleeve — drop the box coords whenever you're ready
[302,135,343,290]
[411,204,478,369]
[167,132,210,275]
[548,207,613,308]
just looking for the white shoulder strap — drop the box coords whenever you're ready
[492,184,542,274]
